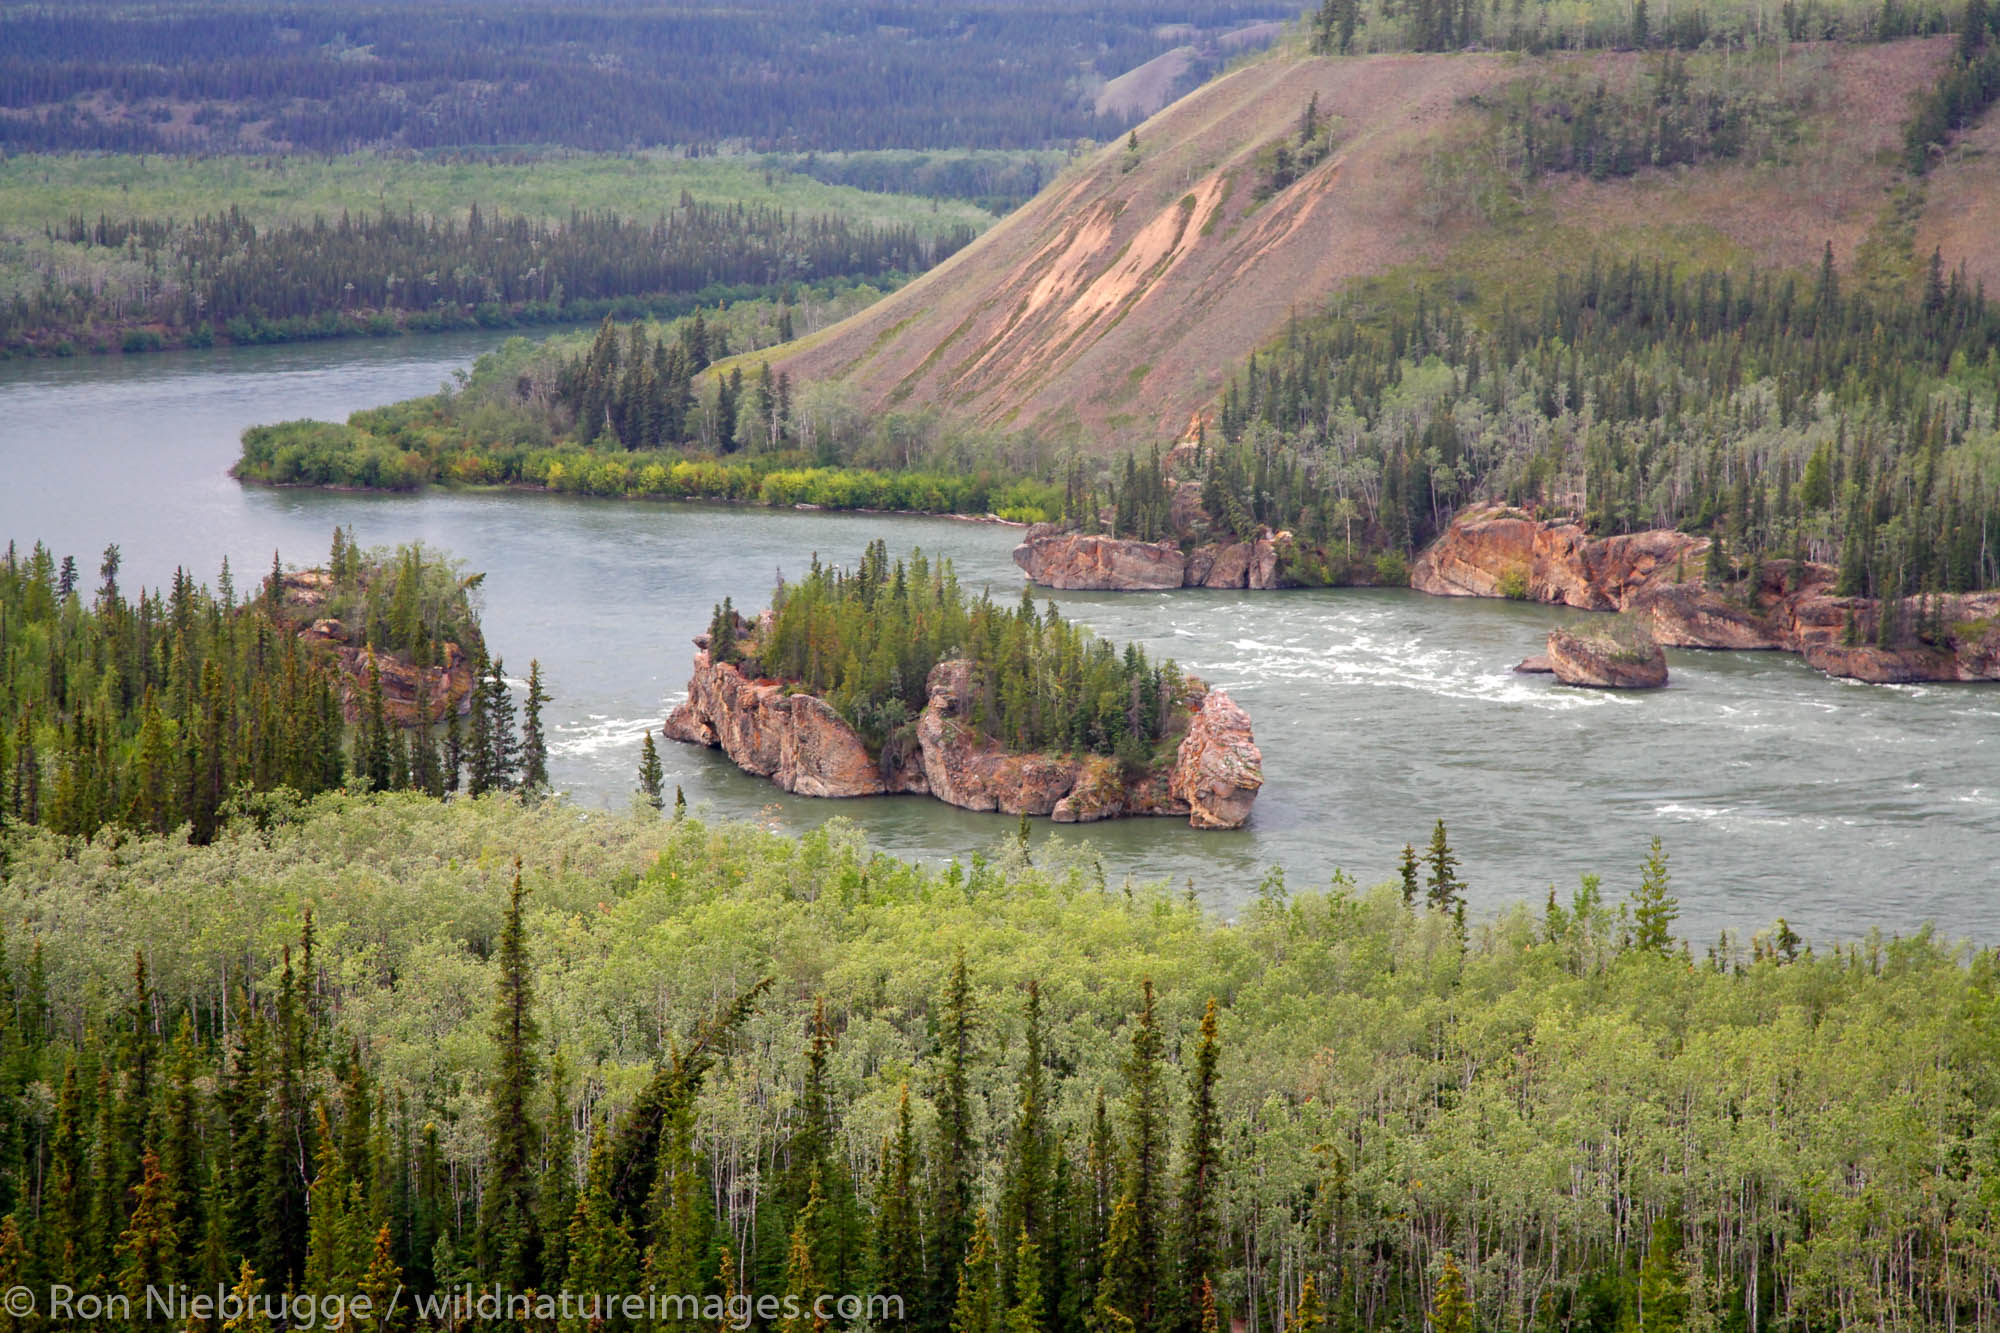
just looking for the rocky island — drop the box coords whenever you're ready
[1413,505,2000,685]
[663,541,1261,828]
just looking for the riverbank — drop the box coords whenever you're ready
[1012,509,2000,685]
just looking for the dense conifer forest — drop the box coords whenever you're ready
[0,793,1994,1331]
[4,199,973,356]
[712,540,1194,760]
[0,535,546,846]
[1148,248,2000,592]
[0,1,1285,155]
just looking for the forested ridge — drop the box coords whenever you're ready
[0,794,1994,1330]
[711,540,1196,760]
[5,198,973,356]
[0,1,1285,155]
[1120,247,2000,593]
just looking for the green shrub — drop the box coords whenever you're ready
[1374,551,1410,585]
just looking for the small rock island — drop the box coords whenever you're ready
[664,541,1262,828]
[1544,623,1669,689]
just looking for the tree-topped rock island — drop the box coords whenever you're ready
[664,540,1262,827]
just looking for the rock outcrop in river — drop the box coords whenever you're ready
[663,641,1263,828]
[1544,626,1669,689]
[1413,505,2000,684]
[1013,526,1288,591]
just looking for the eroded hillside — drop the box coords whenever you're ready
[769,38,1974,449]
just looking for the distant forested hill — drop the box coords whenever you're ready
[0,0,1290,154]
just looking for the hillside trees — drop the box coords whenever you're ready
[1197,250,2000,589]
[2,795,1999,1333]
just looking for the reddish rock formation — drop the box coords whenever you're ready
[280,569,476,725]
[1513,655,1553,674]
[1012,533,1186,590]
[663,646,887,797]
[1013,528,1291,591]
[1170,690,1265,829]
[664,646,1263,827]
[1415,505,2000,684]
[1545,627,1668,689]
[914,660,1084,814]
[1410,506,1704,609]
[330,642,476,726]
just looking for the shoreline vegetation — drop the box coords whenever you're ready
[233,297,1068,520]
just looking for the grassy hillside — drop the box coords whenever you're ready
[768,38,1983,450]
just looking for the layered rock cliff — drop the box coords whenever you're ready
[1014,527,1287,591]
[664,645,1263,828]
[1413,505,2000,683]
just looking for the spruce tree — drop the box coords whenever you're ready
[1007,1229,1045,1333]
[567,1124,640,1307]
[1285,1276,1324,1333]
[465,657,493,796]
[1000,985,1053,1312]
[362,649,393,791]
[1632,836,1678,953]
[1104,980,1167,1333]
[1173,999,1222,1333]
[539,1051,577,1290]
[1398,844,1420,906]
[520,659,551,797]
[638,731,666,811]
[483,656,520,791]
[1425,820,1465,917]
[116,1148,180,1307]
[478,862,541,1290]
[874,1086,924,1320]
[951,1211,1001,1333]
[1432,1253,1473,1333]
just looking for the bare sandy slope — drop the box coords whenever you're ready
[1097,47,1197,119]
[773,41,1978,451]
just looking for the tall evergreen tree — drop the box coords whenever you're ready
[1173,998,1222,1333]
[638,731,666,811]
[930,954,978,1331]
[519,659,551,797]
[478,861,541,1289]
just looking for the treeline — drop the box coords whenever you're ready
[0,1,1285,155]
[1199,249,2000,592]
[716,540,1195,760]
[1310,0,1956,54]
[2,793,1998,1333]
[1904,0,2000,169]
[5,199,972,354]
[0,535,541,846]
[1481,54,1812,182]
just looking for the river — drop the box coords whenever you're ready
[3,332,1996,943]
